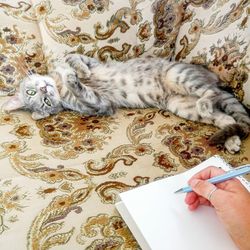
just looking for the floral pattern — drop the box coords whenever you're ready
[0,1,249,249]
[77,214,140,249]
[36,111,117,159]
[175,0,250,107]
[0,22,49,95]
[0,184,28,234]
[151,0,185,57]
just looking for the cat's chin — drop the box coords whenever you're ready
[31,111,50,120]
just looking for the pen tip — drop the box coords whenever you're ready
[174,188,183,194]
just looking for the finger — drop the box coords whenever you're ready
[188,166,225,184]
[198,196,211,206]
[188,197,212,211]
[186,192,211,209]
[185,192,197,205]
[189,179,221,205]
[188,199,200,211]
[188,167,246,191]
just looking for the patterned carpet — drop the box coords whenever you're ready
[0,0,249,249]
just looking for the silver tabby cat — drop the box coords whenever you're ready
[3,54,250,154]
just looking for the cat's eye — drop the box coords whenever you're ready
[26,89,36,96]
[44,97,52,106]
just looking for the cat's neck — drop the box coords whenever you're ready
[49,71,64,95]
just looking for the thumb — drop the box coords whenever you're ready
[189,179,217,201]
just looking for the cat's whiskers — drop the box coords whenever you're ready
[27,69,33,76]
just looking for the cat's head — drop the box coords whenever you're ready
[3,74,62,120]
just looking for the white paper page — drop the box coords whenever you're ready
[116,201,151,250]
[119,156,241,250]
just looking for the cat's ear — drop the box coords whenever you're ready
[3,94,25,112]
[31,111,49,120]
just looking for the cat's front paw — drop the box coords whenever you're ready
[66,54,99,67]
[95,103,116,116]
[65,54,91,78]
[65,73,83,94]
[65,54,81,65]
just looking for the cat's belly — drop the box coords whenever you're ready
[118,93,148,108]
[112,88,163,109]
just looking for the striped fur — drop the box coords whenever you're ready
[3,54,250,154]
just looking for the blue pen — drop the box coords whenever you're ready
[174,164,250,194]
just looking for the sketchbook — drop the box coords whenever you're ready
[116,155,250,250]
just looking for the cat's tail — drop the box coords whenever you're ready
[208,123,249,145]
[208,89,250,145]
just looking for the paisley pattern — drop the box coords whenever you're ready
[175,0,250,107]
[36,111,117,159]
[0,1,249,249]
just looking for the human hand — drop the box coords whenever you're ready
[185,166,250,250]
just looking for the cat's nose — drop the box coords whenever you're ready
[40,86,47,93]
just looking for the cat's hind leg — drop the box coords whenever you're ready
[201,113,244,154]
[165,95,202,122]
[165,95,243,154]
[202,111,243,154]
[164,63,221,118]
[224,136,241,154]
[204,111,249,154]
[196,92,215,118]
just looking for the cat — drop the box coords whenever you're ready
[3,54,250,154]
